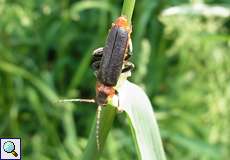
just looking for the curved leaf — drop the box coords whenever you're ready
[119,80,167,160]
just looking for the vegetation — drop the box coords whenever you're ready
[0,0,229,159]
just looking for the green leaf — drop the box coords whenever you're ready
[81,105,116,160]
[118,80,167,160]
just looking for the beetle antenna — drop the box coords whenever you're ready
[96,106,102,150]
[57,98,95,103]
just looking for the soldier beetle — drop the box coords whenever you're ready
[59,16,134,149]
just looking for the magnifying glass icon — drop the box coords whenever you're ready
[3,141,18,157]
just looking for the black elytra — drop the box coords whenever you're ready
[97,25,129,86]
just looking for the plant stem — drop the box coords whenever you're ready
[82,105,116,160]
[122,0,136,24]
[82,0,136,159]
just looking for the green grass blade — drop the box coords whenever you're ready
[81,105,116,160]
[119,80,167,160]
[121,0,136,23]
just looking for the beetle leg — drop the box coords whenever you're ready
[122,61,135,73]
[128,38,133,56]
[92,47,104,63]
[91,47,104,71]
[91,61,101,72]
[93,47,104,57]
[112,90,123,112]
[124,39,133,61]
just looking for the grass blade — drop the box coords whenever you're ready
[119,80,167,160]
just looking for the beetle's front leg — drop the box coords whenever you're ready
[124,38,133,61]
[111,90,124,112]
[91,47,104,72]
[122,61,135,73]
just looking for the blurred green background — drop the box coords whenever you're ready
[0,0,229,159]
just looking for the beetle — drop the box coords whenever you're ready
[58,16,135,150]
[91,16,134,106]
[59,16,134,106]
